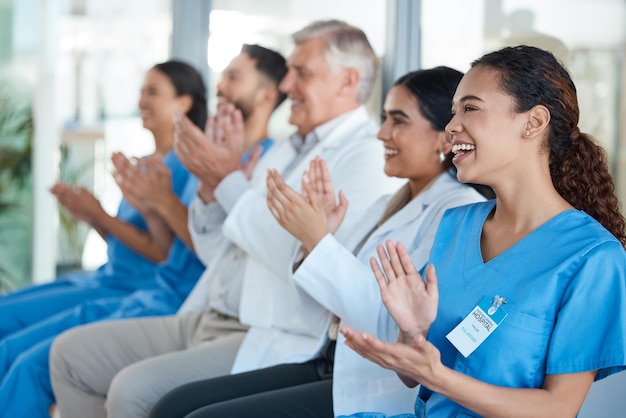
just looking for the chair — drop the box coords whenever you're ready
[578,370,626,417]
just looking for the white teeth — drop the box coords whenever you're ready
[452,143,476,155]
[385,148,399,156]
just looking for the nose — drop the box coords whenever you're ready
[376,119,391,142]
[445,113,462,136]
[278,70,294,94]
[138,93,147,109]
[216,76,226,95]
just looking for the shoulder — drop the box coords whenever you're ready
[554,211,625,262]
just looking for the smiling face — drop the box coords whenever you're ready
[377,85,448,194]
[447,65,529,186]
[279,37,354,136]
[138,69,184,135]
[217,52,265,120]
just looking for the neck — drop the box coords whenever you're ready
[243,110,271,149]
[151,128,174,157]
[408,171,443,199]
[489,168,572,233]
[296,103,361,137]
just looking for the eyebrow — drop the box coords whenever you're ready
[458,95,484,103]
[386,109,410,118]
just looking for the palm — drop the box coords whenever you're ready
[371,241,439,339]
[304,157,348,234]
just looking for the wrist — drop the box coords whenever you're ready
[300,229,327,254]
[197,184,216,204]
[151,194,175,215]
[398,328,428,345]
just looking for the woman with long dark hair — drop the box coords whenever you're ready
[342,45,626,418]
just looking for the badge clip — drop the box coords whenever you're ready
[488,295,506,315]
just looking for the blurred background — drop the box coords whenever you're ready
[0,0,624,291]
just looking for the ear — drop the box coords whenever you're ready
[255,84,279,110]
[177,94,193,115]
[523,104,551,139]
[338,67,360,97]
[437,131,453,155]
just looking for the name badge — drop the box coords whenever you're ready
[446,295,507,358]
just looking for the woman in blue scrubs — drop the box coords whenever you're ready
[0,60,208,418]
[341,45,626,417]
[0,60,207,338]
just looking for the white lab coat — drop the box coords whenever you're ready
[222,106,403,372]
[293,173,486,416]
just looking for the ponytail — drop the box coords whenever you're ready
[552,131,626,246]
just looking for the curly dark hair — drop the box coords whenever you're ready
[473,45,626,247]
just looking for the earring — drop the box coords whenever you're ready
[525,131,530,136]
[439,150,446,164]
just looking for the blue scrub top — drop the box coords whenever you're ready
[415,200,626,417]
[90,150,192,290]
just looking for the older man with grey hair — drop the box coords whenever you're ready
[50,20,400,418]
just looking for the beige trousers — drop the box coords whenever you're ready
[49,311,248,418]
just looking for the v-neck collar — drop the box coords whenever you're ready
[471,200,578,266]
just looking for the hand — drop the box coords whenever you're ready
[111,152,174,214]
[174,103,245,188]
[302,157,348,234]
[242,145,263,180]
[50,182,105,226]
[371,240,439,342]
[340,324,443,387]
[266,169,328,253]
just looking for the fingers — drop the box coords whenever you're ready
[396,242,419,276]
[385,240,407,279]
[266,170,288,218]
[424,264,439,300]
[334,190,349,221]
[301,172,321,211]
[370,256,390,290]
[49,182,70,196]
[242,146,263,179]
[140,158,160,173]
[312,157,325,196]
[267,169,301,209]
[318,158,334,196]
[110,152,137,184]
[177,114,207,151]
[340,325,389,360]
[375,243,397,282]
[204,117,217,143]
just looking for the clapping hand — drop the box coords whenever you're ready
[339,321,442,389]
[340,241,442,387]
[50,182,106,226]
[370,240,439,342]
[266,157,348,253]
[111,152,174,214]
[174,103,246,191]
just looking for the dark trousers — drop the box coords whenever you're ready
[149,357,334,418]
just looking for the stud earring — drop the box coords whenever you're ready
[525,131,531,136]
[439,150,446,164]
